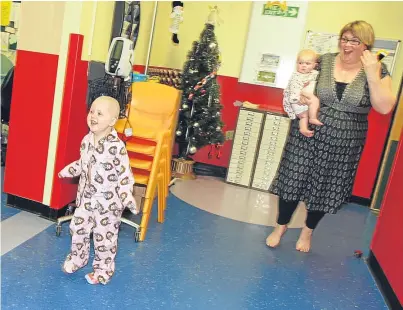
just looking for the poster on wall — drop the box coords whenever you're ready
[1,1,12,26]
[259,53,280,67]
[1,0,20,84]
[371,46,398,74]
[304,30,401,75]
[239,1,309,89]
[254,53,280,86]
[304,31,339,55]
[256,70,276,84]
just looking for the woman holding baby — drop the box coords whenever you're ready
[267,20,396,252]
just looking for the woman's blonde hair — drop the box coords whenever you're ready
[339,20,375,50]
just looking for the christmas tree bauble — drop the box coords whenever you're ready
[193,122,200,127]
[189,146,197,154]
[182,104,189,110]
[176,130,182,136]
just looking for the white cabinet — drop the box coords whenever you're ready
[226,109,264,186]
[226,108,290,190]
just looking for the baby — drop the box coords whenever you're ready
[283,49,322,137]
[58,96,139,285]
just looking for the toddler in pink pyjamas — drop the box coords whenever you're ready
[58,96,139,285]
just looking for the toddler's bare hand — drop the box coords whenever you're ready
[127,201,139,215]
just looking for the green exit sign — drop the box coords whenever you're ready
[262,5,299,18]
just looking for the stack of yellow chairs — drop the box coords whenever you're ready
[115,81,180,242]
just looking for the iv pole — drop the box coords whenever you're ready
[145,1,178,186]
[138,1,179,187]
[145,1,158,75]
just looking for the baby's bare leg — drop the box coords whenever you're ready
[308,100,323,126]
[298,111,314,138]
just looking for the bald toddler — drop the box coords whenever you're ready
[58,96,138,285]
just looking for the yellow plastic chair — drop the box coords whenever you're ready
[115,82,180,241]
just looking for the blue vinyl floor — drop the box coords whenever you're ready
[1,168,20,221]
[1,171,386,309]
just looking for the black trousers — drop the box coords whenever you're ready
[277,199,325,230]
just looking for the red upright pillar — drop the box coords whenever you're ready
[3,2,89,219]
[369,127,403,310]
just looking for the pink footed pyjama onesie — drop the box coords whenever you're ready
[59,129,138,284]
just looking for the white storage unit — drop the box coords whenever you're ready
[226,109,264,186]
[251,114,290,190]
[226,108,290,190]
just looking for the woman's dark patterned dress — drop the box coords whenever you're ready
[270,53,389,214]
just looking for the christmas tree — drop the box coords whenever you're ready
[175,23,225,159]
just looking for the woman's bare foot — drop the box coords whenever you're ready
[299,128,314,138]
[266,225,287,248]
[296,226,313,253]
[309,118,323,126]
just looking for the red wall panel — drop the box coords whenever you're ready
[133,64,391,199]
[191,75,240,166]
[4,50,59,203]
[370,128,403,305]
[353,111,392,198]
[190,79,285,165]
[50,34,89,210]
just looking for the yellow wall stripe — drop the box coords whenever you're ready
[42,2,83,206]
[17,1,65,55]
[134,1,403,94]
